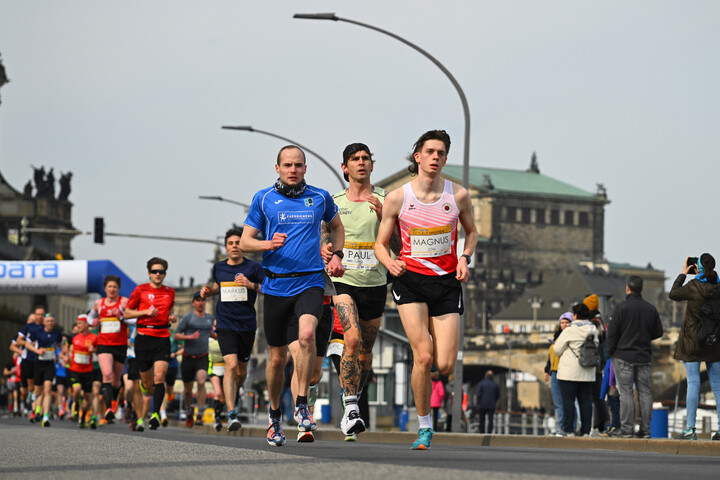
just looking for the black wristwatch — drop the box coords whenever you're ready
[253,282,259,291]
[332,250,344,260]
[460,254,472,264]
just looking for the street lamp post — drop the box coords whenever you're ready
[198,195,251,210]
[221,125,344,189]
[295,12,472,433]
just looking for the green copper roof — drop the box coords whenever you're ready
[442,164,598,200]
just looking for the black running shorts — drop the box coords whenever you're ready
[263,287,324,347]
[391,270,463,316]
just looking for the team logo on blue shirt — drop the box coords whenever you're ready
[304,198,313,207]
[278,211,314,224]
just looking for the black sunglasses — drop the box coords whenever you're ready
[149,269,166,275]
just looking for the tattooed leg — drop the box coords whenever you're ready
[334,294,361,396]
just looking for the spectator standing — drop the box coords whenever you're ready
[669,254,720,441]
[554,303,599,436]
[606,275,663,438]
[476,370,500,434]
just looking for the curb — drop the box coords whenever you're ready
[169,420,720,456]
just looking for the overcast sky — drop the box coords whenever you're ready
[1,1,718,291]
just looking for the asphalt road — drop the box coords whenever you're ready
[1,415,718,480]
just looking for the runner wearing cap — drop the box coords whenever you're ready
[175,292,214,427]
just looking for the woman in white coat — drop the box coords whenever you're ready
[554,303,599,436]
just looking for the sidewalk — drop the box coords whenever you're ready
[171,419,720,457]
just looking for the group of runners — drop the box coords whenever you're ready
[6,129,477,451]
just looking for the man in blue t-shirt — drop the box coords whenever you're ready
[240,145,345,446]
[17,305,46,422]
[201,228,264,432]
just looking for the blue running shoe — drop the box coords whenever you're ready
[294,404,317,432]
[674,428,697,440]
[267,415,286,447]
[411,428,434,450]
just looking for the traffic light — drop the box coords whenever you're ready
[20,216,29,245]
[94,217,104,244]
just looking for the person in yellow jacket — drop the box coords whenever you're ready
[544,312,572,434]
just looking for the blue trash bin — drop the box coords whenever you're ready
[320,404,331,424]
[399,408,409,432]
[650,407,668,438]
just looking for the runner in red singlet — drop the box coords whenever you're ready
[88,275,129,422]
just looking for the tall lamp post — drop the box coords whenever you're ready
[294,12,471,432]
[221,125,344,189]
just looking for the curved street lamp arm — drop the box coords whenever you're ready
[293,13,470,188]
[222,125,345,189]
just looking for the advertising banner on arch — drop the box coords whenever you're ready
[0,260,87,294]
[0,260,136,297]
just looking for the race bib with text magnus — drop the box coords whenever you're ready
[410,226,452,258]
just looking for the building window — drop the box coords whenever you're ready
[564,210,575,226]
[579,212,589,227]
[536,208,545,224]
[521,207,531,223]
[476,252,484,264]
[506,206,516,222]
[550,209,560,225]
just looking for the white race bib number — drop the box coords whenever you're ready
[410,226,452,258]
[343,242,378,271]
[326,339,344,358]
[100,318,121,334]
[74,352,90,365]
[213,364,226,376]
[39,349,56,361]
[220,282,247,302]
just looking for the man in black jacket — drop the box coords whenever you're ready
[606,275,663,438]
[476,370,500,434]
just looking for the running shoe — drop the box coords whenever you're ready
[58,409,66,420]
[29,412,36,424]
[674,428,697,440]
[344,434,357,442]
[308,384,318,408]
[104,408,115,422]
[115,406,124,422]
[72,402,79,421]
[214,420,222,432]
[78,417,86,429]
[42,417,50,428]
[411,428,434,450]
[195,416,204,427]
[135,419,144,432]
[186,408,194,428]
[712,432,720,441]
[89,415,98,429]
[149,412,161,430]
[297,430,315,443]
[267,415,286,447]
[293,403,317,432]
[340,408,366,436]
[161,415,169,427]
[227,411,242,432]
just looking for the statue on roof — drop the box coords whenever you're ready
[528,152,540,173]
[32,165,47,197]
[58,171,73,201]
[45,168,55,199]
[23,180,32,197]
[596,183,607,199]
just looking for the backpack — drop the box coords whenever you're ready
[571,335,601,368]
[697,296,720,347]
